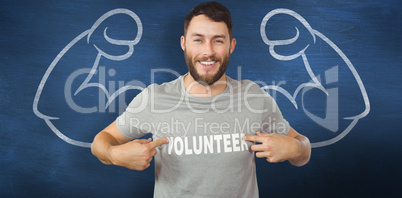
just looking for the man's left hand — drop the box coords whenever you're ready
[243,132,301,163]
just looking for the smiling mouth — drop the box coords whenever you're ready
[199,61,216,66]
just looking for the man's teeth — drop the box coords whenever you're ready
[200,61,216,65]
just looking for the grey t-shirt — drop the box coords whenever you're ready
[116,74,290,198]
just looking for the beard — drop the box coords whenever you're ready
[184,50,230,85]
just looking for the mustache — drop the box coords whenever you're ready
[196,56,221,62]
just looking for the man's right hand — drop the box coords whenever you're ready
[110,138,169,171]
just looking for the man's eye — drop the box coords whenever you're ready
[215,40,224,44]
[194,39,201,42]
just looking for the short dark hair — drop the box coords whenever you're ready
[184,1,233,38]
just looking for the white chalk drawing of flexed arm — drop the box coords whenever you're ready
[260,9,370,148]
[33,9,144,148]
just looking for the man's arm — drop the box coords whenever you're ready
[243,127,311,167]
[91,121,169,170]
[285,127,311,166]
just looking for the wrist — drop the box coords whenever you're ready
[107,145,118,165]
[291,138,302,160]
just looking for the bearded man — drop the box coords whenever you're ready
[91,2,311,197]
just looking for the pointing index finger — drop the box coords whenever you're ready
[243,135,264,143]
[148,138,170,148]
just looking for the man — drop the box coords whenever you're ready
[91,2,311,197]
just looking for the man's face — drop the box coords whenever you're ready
[181,15,236,85]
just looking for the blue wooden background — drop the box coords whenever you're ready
[1,0,401,197]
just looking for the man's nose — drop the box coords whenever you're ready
[202,42,215,57]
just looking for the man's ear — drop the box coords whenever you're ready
[230,38,237,54]
[180,36,185,51]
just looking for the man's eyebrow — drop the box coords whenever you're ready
[190,33,204,37]
[190,33,226,39]
[213,34,226,39]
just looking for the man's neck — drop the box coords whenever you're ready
[183,73,227,97]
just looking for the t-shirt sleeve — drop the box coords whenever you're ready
[115,88,150,139]
[261,92,290,135]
